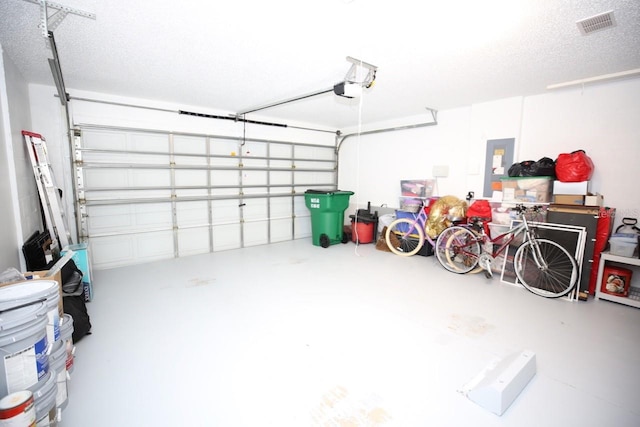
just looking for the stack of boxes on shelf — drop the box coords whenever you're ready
[552,180,604,207]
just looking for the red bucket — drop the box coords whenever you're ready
[351,220,375,244]
[601,266,633,297]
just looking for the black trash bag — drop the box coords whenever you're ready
[508,157,556,177]
[61,259,92,343]
[533,157,556,177]
[508,160,535,177]
[508,162,522,177]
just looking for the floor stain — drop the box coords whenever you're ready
[312,386,392,426]
[187,277,216,287]
[448,314,495,338]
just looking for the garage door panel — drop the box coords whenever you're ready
[87,205,135,231]
[85,169,171,188]
[83,130,128,150]
[243,186,267,196]
[210,188,240,197]
[90,230,173,269]
[90,235,134,269]
[293,196,309,216]
[270,143,292,157]
[296,145,334,160]
[210,139,238,155]
[178,227,210,256]
[243,141,267,156]
[85,169,129,188]
[295,171,334,183]
[243,198,267,221]
[270,218,293,242]
[242,171,266,186]
[135,203,173,227]
[174,170,208,186]
[270,197,292,217]
[88,203,172,234]
[213,224,241,251]
[270,171,292,185]
[213,170,240,186]
[243,221,268,247]
[212,199,240,223]
[294,216,311,239]
[136,231,174,261]
[173,136,207,164]
[243,158,268,168]
[130,133,168,151]
[86,189,170,201]
[176,201,209,225]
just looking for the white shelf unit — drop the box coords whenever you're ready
[594,251,640,309]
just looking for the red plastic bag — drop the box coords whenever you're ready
[466,200,492,220]
[466,200,492,236]
[555,150,594,182]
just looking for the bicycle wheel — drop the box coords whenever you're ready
[385,218,424,256]
[435,226,481,273]
[513,238,578,298]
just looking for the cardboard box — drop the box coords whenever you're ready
[1,269,64,317]
[554,195,585,205]
[584,194,604,207]
[553,180,591,195]
[553,193,604,207]
[501,176,553,203]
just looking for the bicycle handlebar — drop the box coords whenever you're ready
[511,204,543,214]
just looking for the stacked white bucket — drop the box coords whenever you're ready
[0,280,75,426]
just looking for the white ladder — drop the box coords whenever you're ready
[23,131,71,252]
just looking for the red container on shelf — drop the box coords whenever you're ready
[601,266,633,297]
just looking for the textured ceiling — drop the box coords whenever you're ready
[1,0,639,129]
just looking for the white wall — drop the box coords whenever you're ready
[339,79,640,230]
[0,43,40,272]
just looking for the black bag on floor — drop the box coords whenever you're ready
[61,259,92,342]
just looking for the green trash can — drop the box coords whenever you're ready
[304,190,354,248]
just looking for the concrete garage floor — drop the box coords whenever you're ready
[58,239,640,426]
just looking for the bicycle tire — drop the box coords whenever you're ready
[385,218,424,256]
[435,226,481,273]
[513,238,578,298]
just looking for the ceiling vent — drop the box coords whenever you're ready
[576,10,616,35]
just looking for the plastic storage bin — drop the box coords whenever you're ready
[609,234,638,257]
[304,190,354,248]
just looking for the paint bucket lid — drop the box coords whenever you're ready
[0,280,59,312]
[0,300,48,333]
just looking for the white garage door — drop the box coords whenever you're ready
[73,125,337,269]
